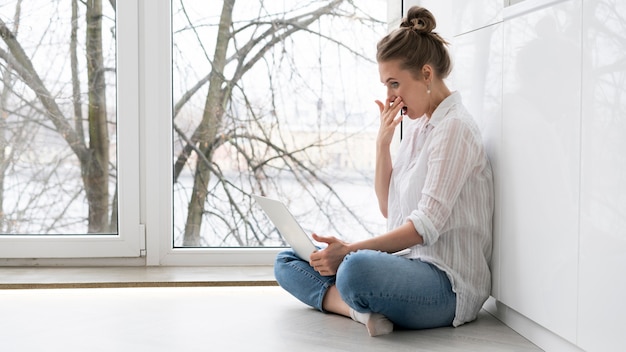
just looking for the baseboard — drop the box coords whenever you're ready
[483,297,584,352]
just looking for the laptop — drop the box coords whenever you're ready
[252,195,318,262]
[253,194,412,261]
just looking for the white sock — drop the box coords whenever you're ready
[349,308,393,337]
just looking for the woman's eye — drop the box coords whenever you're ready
[390,82,399,89]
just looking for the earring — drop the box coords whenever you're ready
[427,84,431,94]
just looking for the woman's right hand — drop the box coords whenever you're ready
[375,96,404,147]
[309,233,351,276]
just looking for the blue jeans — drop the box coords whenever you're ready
[274,249,456,329]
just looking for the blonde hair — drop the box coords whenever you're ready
[376,6,451,79]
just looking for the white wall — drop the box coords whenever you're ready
[402,1,626,351]
[578,1,626,350]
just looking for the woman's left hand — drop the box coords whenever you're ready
[309,234,351,276]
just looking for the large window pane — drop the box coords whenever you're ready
[172,0,387,248]
[0,0,117,235]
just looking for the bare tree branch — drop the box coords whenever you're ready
[0,18,88,161]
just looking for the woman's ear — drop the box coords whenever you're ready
[421,64,433,82]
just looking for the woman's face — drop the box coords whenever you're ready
[378,60,429,119]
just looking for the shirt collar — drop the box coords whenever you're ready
[428,91,461,128]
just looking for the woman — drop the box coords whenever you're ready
[274,6,493,337]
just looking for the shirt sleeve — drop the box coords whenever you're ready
[407,117,481,246]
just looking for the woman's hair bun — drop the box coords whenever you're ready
[400,6,436,34]
[377,6,451,78]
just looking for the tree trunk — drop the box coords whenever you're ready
[182,0,234,246]
[84,0,110,233]
[71,0,85,143]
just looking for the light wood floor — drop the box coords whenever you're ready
[0,285,542,352]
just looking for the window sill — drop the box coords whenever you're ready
[0,266,276,289]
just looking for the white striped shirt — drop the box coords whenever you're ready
[388,92,494,327]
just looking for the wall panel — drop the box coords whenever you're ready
[448,24,504,299]
[500,0,582,343]
[579,0,626,350]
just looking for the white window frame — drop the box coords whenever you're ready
[142,0,280,266]
[0,0,142,259]
[0,0,394,265]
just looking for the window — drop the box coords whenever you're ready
[170,0,388,253]
[0,0,140,258]
[0,0,388,263]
